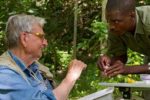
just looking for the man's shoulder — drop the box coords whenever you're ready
[0,65,22,77]
[136,6,150,25]
[136,6,150,15]
[136,6,150,11]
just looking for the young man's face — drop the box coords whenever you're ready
[106,10,135,35]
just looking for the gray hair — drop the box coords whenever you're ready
[6,14,46,48]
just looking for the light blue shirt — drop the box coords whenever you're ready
[0,51,56,100]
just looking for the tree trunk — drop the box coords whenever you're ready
[102,0,107,22]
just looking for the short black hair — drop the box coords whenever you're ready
[106,0,136,13]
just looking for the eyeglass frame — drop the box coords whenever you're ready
[24,31,46,41]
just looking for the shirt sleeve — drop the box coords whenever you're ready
[106,33,127,57]
[0,66,56,100]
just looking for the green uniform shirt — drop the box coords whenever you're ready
[107,6,150,59]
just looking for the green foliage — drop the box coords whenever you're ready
[77,20,108,62]
[127,49,144,65]
[57,50,72,69]
[90,20,108,39]
[89,20,108,56]
[0,31,7,54]
[0,0,148,99]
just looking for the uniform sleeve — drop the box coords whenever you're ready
[106,33,127,57]
[0,66,56,100]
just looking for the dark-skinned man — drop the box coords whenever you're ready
[97,0,150,99]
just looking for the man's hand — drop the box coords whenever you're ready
[66,59,87,81]
[97,55,111,71]
[53,59,86,100]
[105,60,126,77]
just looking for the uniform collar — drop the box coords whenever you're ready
[134,8,145,35]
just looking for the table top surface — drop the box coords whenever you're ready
[99,81,150,88]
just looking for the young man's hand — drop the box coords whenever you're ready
[97,55,111,71]
[105,60,126,77]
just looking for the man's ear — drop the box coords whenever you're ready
[20,32,28,48]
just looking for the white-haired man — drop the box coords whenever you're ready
[0,14,86,100]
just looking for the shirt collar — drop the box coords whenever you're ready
[8,50,39,73]
[134,8,145,35]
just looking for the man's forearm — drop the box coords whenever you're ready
[53,77,76,100]
[123,65,150,74]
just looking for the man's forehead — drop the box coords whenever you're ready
[107,9,123,14]
[106,10,129,18]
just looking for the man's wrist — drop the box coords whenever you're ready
[122,66,128,74]
[65,75,77,84]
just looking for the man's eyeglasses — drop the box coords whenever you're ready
[26,32,46,40]
[32,32,45,40]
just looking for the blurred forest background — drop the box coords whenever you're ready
[0,0,150,99]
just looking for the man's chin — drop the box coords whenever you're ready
[112,31,125,36]
[38,54,42,59]
[35,54,42,60]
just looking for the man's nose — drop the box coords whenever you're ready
[109,24,116,32]
[43,39,48,47]
[109,24,115,30]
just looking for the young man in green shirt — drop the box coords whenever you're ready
[97,0,150,99]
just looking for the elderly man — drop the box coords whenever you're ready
[0,14,86,100]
